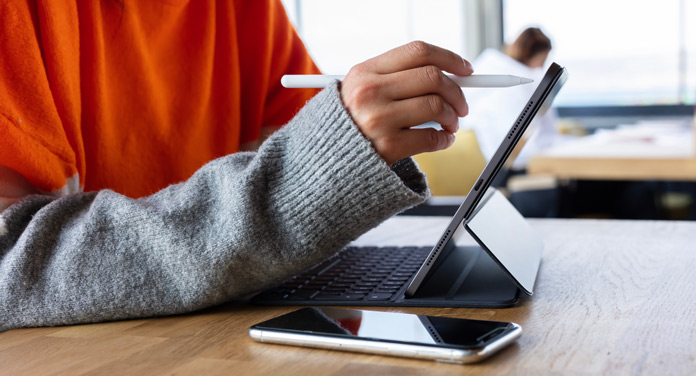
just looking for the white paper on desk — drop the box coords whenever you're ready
[537,120,694,158]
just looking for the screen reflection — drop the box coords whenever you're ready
[255,307,515,348]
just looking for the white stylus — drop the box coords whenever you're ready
[281,74,534,88]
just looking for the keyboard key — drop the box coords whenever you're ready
[324,287,347,293]
[317,270,343,279]
[382,281,405,286]
[313,293,344,300]
[372,267,395,273]
[362,256,384,261]
[340,294,366,300]
[348,266,372,272]
[367,293,394,301]
[336,277,359,284]
[341,273,363,279]
[361,277,383,283]
[356,282,378,287]
[374,288,399,293]
[392,272,415,277]
[381,261,403,266]
[288,290,319,300]
[348,287,373,293]
[329,282,353,288]
[387,277,410,282]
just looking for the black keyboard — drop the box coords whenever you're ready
[252,246,431,305]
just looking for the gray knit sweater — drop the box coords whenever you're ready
[0,82,429,332]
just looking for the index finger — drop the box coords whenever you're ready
[366,41,474,76]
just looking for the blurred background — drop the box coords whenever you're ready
[281,0,696,220]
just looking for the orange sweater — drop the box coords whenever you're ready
[0,0,319,198]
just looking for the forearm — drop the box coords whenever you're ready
[0,82,428,332]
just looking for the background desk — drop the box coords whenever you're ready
[528,123,696,181]
[2,217,695,375]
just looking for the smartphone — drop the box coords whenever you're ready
[249,307,521,364]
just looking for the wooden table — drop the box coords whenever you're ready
[529,155,696,181]
[2,217,695,375]
[528,122,696,181]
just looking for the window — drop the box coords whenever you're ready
[281,0,468,74]
[504,0,696,107]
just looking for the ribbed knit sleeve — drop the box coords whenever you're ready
[0,82,428,332]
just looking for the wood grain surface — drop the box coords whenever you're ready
[1,218,695,375]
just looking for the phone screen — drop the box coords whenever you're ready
[251,307,517,349]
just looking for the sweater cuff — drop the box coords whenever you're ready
[390,157,428,196]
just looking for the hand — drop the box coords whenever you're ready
[340,41,473,166]
[0,165,40,212]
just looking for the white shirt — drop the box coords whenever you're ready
[460,49,558,169]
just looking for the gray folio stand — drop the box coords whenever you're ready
[404,189,543,308]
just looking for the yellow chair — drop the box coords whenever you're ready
[412,129,487,196]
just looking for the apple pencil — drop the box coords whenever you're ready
[281,74,534,88]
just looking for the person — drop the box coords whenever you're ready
[459,27,556,168]
[505,27,553,70]
[0,1,472,332]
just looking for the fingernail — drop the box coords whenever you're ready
[463,58,474,73]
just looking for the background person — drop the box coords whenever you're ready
[460,27,556,168]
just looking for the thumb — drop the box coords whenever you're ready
[393,128,455,162]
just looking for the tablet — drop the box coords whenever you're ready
[405,62,568,297]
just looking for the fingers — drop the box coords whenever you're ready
[387,95,460,133]
[377,128,456,165]
[380,66,469,117]
[340,41,473,165]
[367,41,474,77]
